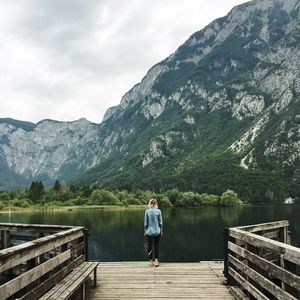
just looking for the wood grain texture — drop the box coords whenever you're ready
[228,241,300,290]
[228,228,300,265]
[228,254,297,300]
[87,262,234,299]
[235,220,289,233]
[0,223,87,300]
[226,221,300,299]
[0,250,71,299]
[40,261,98,300]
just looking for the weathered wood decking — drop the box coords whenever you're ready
[87,261,234,300]
[0,222,88,299]
[2,220,300,299]
[224,220,300,299]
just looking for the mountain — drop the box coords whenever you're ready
[1,0,300,202]
[75,0,300,201]
[0,118,100,188]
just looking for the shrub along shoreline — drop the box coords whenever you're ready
[0,180,245,211]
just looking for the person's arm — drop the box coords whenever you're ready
[159,210,163,235]
[144,210,148,235]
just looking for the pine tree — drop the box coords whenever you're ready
[53,179,61,192]
[28,181,44,202]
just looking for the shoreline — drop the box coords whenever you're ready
[0,205,147,214]
[0,203,289,214]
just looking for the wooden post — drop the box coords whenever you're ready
[223,227,230,281]
[38,232,44,264]
[82,282,86,300]
[26,255,40,293]
[0,224,87,299]
[279,226,288,244]
[280,254,286,291]
[1,229,11,249]
[84,228,89,261]
[94,267,97,288]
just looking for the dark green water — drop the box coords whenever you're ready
[0,205,299,262]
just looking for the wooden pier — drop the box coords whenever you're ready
[87,261,233,300]
[1,220,300,299]
[0,222,91,299]
[224,220,300,299]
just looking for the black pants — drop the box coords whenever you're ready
[147,234,160,259]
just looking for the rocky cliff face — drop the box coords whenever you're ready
[82,0,300,188]
[1,0,300,201]
[0,118,100,187]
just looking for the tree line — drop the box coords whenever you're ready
[0,180,244,210]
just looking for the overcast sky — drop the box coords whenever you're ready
[0,0,248,124]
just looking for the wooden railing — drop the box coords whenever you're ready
[0,222,88,300]
[224,220,300,299]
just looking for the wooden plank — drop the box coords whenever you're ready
[41,262,98,299]
[91,295,233,299]
[235,220,289,233]
[97,284,224,290]
[228,255,297,300]
[0,222,74,232]
[229,286,249,299]
[40,263,89,299]
[93,291,231,295]
[20,255,85,300]
[91,296,233,298]
[229,228,300,265]
[228,241,300,291]
[228,267,269,300]
[87,262,233,300]
[0,229,83,273]
[71,241,85,257]
[0,250,71,299]
[88,293,234,300]
[0,226,84,257]
[0,227,83,258]
[262,231,279,240]
[59,263,98,299]
[10,234,36,242]
[45,263,91,299]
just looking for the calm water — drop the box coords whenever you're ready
[0,205,299,262]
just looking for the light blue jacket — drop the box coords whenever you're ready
[144,208,163,236]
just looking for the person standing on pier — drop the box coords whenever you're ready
[144,198,163,267]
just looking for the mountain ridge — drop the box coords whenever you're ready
[1,0,300,202]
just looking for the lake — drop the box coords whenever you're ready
[0,205,299,262]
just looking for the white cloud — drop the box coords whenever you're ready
[0,0,248,123]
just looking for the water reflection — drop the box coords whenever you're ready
[0,205,299,261]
